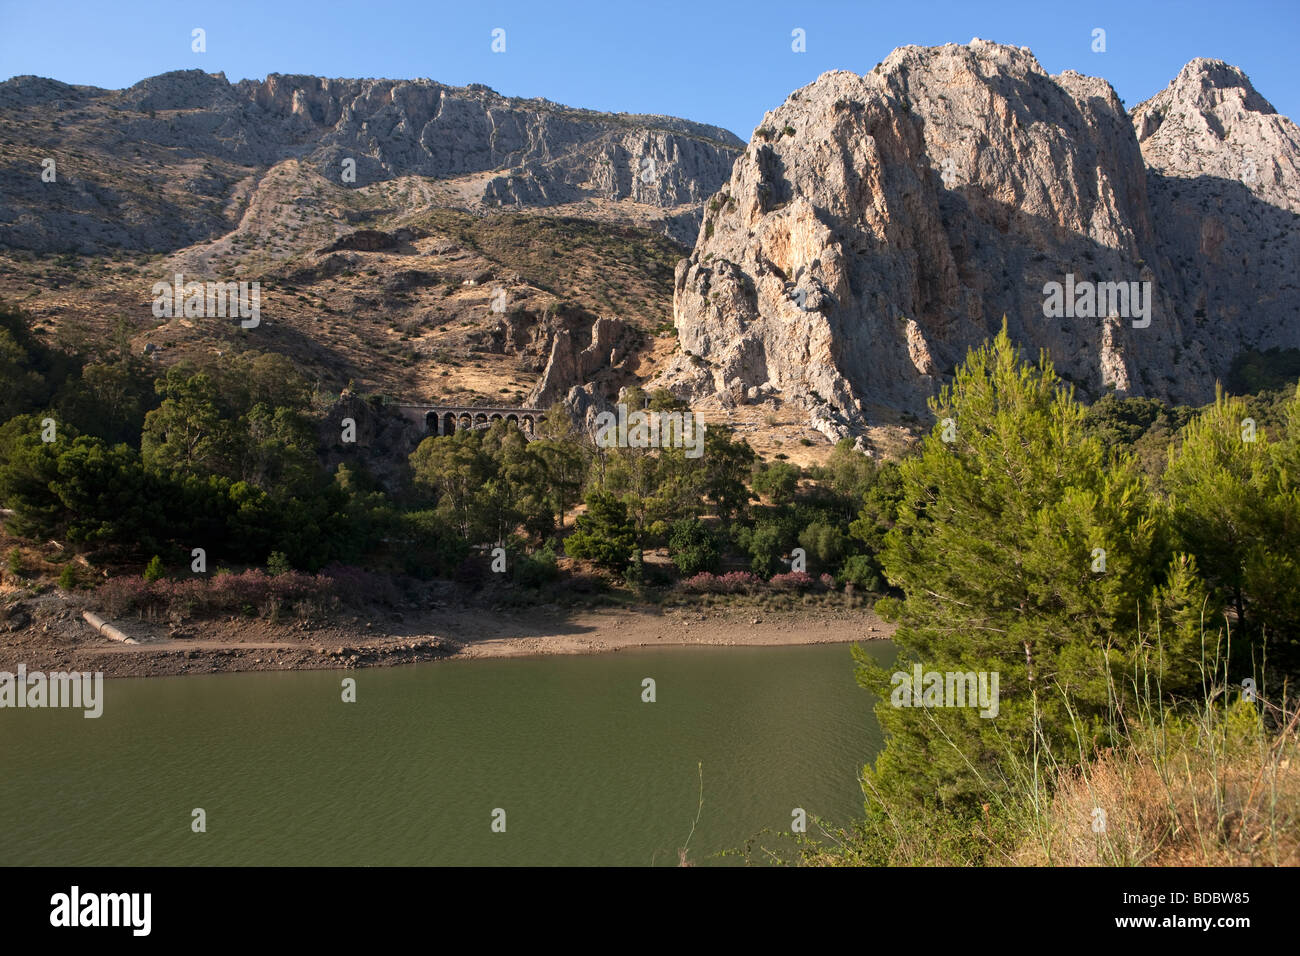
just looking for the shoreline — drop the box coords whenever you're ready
[0,599,896,678]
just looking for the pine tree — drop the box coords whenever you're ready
[1163,386,1271,629]
[1253,384,1300,664]
[1165,384,1300,668]
[565,490,637,571]
[858,323,1174,810]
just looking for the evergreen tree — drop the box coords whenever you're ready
[858,324,1176,810]
[565,490,637,571]
[1254,384,1300,662]
[751,461,800,505]
[1163,387,1272,631]
[1165,385,1300,666]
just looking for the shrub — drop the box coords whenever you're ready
[560,571,605,596]
[799,520,849,569]
[94,565,389,620]
[680,571,761,594]
[622,551,644,586]
[514,542,560,588]
[453,556,488,589]
[768,571,815,591]
[739,522,786,576]
[565,490,637,571]
[98,575,150,616]
[668,518,720,576]
[752,462,799,505]
[266,551,292,576]
[143,555,165,583]
[57,564,78,590]
[321,564,401,607]
[836,554,882,592]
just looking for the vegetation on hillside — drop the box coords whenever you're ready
[3,299,1298,866]
[803,327,1300,865]
[403,209,681,326]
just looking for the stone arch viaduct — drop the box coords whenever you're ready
[392,403,548,438]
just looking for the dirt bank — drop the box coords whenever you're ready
[0,591,894,678]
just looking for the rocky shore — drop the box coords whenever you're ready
[0,592,895,679]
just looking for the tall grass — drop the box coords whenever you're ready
[798,627,1298,866]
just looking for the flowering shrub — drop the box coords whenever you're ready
[680,571,762,594]
[768,571,816,592]
[98,576,155,617]
[819,573,837,591]
[95,565,397,620]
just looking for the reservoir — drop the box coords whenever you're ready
[0,641,894,866]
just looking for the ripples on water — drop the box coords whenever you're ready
[0,641,894,866]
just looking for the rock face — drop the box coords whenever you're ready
[0,71,742,253]
[528,314,637,411]
[1133,59,1300,368]
[658,42,1300,436]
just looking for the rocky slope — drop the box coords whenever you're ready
[0,70,743,253]
[0,72,718,422]
[4,49,1297,458]
[1133,59,1300,369]
[657,41,1300,440]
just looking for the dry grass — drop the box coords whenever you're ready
[1011,697,1299,866]
[794,639,1300,867]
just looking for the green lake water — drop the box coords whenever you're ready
[0,641,895,866]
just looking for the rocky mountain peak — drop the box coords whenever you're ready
[121,69,239,111]
[1132,57,1296,209]
[1159,58,1276,116]
[657,42,1299,441]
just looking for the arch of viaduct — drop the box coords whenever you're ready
[392,404,548,438]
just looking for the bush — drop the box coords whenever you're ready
[798,520,848,569]
[565,490,637,571]
[768,571,815,591]
[752,461,799,504]
[680,571,761,594]
[266,551,292,576]
[143,555,165,583]
[95,565,391,620]
[668,518,720,576]
[453,556,489,589]
[622,551,644,586]
[513,542,559,588]
[321,564,402,607]
[399,509,471,578]
[739,522,786,576]
[836,553,882,592]
[57,564,78,590]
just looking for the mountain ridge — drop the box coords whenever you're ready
[2,44,1297,459]
[0,69,744,253]
[654,40,1300,441]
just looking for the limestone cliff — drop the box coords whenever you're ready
[658,42,1299,437]
[0,71,743,253]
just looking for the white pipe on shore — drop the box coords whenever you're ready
[83,610,137,645]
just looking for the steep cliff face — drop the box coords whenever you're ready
[658,41,1299,437]
[1133,59,1300,367]
[0,70,743,253]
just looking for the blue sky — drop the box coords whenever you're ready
[1,0,1296,138]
